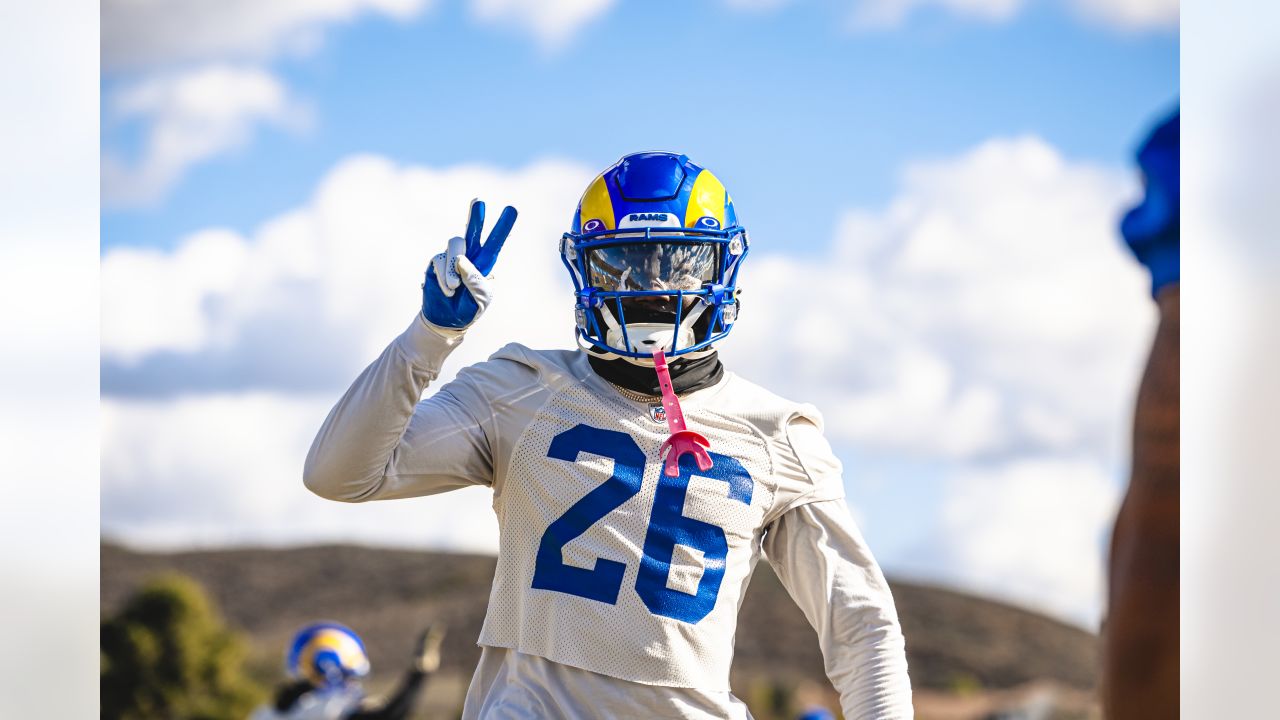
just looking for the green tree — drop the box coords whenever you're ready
[101,574,265,719]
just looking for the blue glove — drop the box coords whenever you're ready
[422,199,517,329]
[1121,107,1179,297]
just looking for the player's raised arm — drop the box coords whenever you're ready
[1103,108,1179,719]
[763,418,914,719]
[303,200,517,502]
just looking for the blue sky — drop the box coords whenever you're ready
[100,0,1177,627]
[102,1,1177,256]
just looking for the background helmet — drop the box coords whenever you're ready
[286,622,371,688]
[561,151,749,361]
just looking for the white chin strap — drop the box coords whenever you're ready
[591,300,713,363]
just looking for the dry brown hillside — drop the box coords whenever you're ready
[101,542,1099,718]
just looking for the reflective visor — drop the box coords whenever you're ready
[586,242,719,293]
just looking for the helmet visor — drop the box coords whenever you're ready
[586,242,719,294]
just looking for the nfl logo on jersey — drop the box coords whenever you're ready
[648,404,667,424]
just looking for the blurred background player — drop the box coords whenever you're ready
[304,152,912,718]
[1103,107,1179,718]
[251,622,445,720]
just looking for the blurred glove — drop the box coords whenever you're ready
[1121,107,1179,297]
[422,199,518,329]
[412,624,447,674]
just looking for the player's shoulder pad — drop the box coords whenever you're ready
[784,411,842,486]
[485,343,584,393]
[718,374,843,504]
[715,372,826,439]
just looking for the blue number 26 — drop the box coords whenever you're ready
[530,423,753,624]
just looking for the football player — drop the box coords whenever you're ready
[251,622,445,720]
[305,152,913,718]
[1102,108,1179,719]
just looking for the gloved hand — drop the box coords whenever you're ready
[1120,107,1179,297]
[412,624,447,674]
[422,199,517,329]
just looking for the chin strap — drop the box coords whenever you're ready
[652,349,713,477]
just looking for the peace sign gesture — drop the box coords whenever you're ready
[422,199,518,329]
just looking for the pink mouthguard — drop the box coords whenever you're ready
[652,349,713,477]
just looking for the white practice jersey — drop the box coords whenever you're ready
[305,315,913,719]
[249,685,364,720]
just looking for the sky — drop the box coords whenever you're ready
[99,0,1179,628]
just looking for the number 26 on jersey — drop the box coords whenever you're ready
[531,423,754,624]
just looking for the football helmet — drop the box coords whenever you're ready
[561,152,749,361]
[286,622,371,688]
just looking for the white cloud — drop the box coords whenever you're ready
[720,0,1178,31]
[101,156,590,550]
[850,0,1022,30]
[102,65,307,208]
[101,228,253,359]
[721,0,794,11]
[99,0,428,205]
[1070,0,1179,30]
[100,0,431,205]
[718,0,1023,24]
[725,136,1152,464]
[102,155,591,387]
[101,393,500,552]
[469,0,617,50]
[717,137,1151,625]
[917,457,1120,626]
[102,0,434,71]
[103,0,619,69]
[100,0,619,203]
[102,140,1149,623]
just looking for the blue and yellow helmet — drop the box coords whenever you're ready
[286,622,371,688]
[560,151,749,361]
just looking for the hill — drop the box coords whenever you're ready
[101,542,1098,717]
